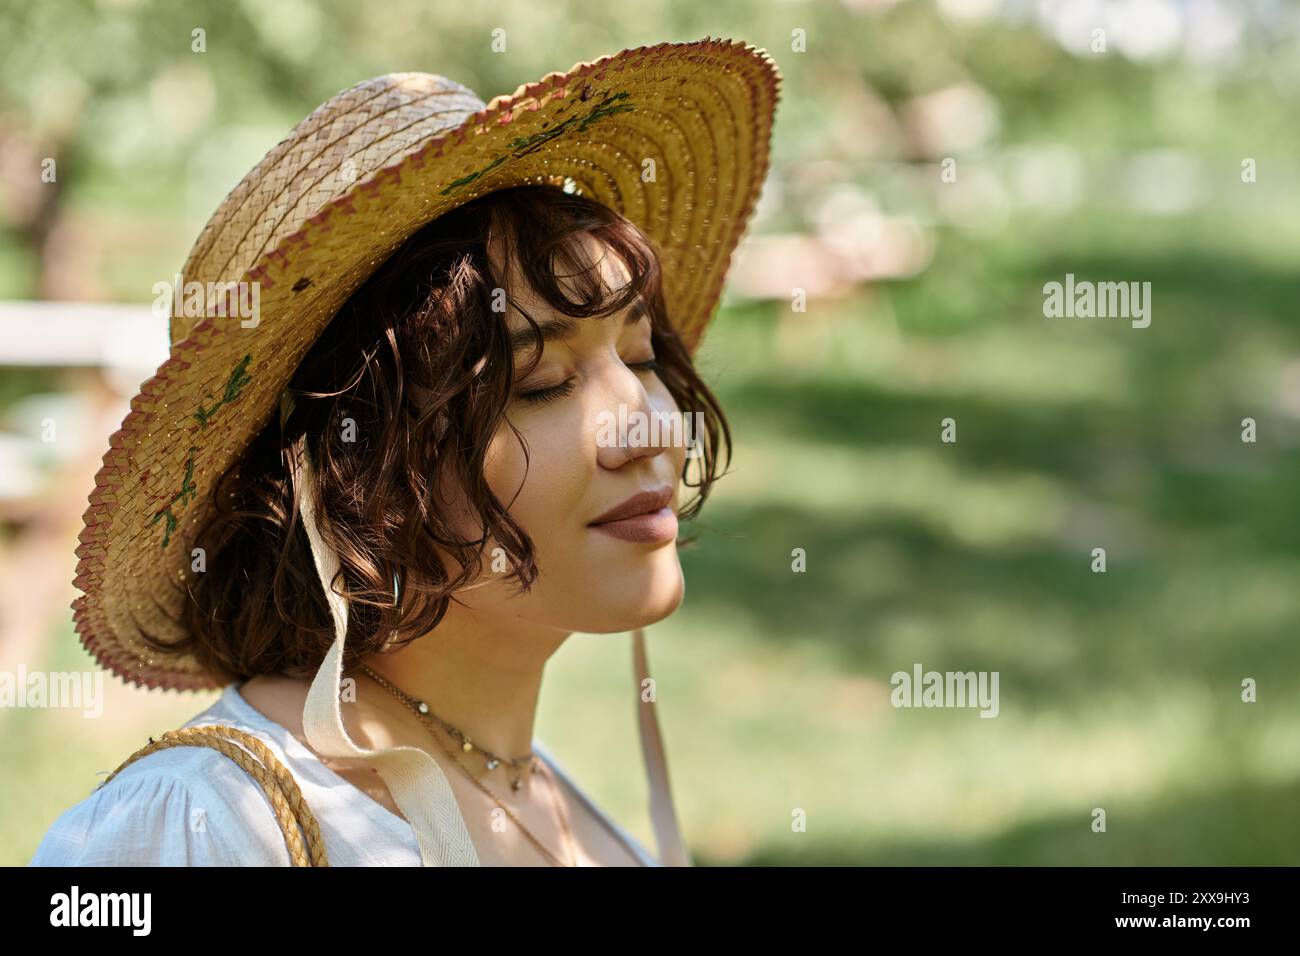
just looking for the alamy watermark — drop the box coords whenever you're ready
[49,886,150,935]
[152,272,262,328]
[890,663,999,718]
[1043,273,1151,329]
[596,405,705,459]
[0,666,103,717]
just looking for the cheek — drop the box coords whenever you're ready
[483,408,593,536]
[671,438,687,481]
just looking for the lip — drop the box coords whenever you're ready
[588,486,678,544]
[588,507,678,543]
[589,487,675,525]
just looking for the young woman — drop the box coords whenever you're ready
[28,43,779,867]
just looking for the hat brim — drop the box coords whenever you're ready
[73,36,781,692]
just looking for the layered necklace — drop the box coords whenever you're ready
[355,662,578,867]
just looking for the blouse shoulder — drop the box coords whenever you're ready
[28,744,293,867]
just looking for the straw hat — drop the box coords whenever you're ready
[70,37,780,866]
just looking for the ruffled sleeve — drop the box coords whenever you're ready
[28,747,294,867]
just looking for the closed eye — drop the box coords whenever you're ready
[517,356,661,406]
[519,377,577,405]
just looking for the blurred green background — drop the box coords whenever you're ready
[3,0,1299,866]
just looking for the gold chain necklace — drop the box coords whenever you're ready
[355,662,579,867]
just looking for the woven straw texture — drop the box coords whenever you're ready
[72,36,781,693]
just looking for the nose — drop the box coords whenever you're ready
[594,360,678,470]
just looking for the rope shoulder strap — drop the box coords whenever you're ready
[101,724,329,867]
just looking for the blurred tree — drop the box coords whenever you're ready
[0,0,370,297]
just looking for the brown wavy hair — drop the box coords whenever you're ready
[155,184,732,684]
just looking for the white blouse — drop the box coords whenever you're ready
[28,682,660,867]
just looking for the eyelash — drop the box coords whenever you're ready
[519,359,661,406]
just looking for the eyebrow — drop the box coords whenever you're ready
[510,298,649,354]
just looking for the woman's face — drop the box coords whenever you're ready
[449,232,689,635]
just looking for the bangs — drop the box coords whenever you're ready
[480,186,670,371]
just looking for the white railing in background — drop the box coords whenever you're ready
[0,301,169,506]
[0,301,169,395]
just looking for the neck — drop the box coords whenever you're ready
[358,601,572,760]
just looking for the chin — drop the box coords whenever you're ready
[584,550,685,633]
